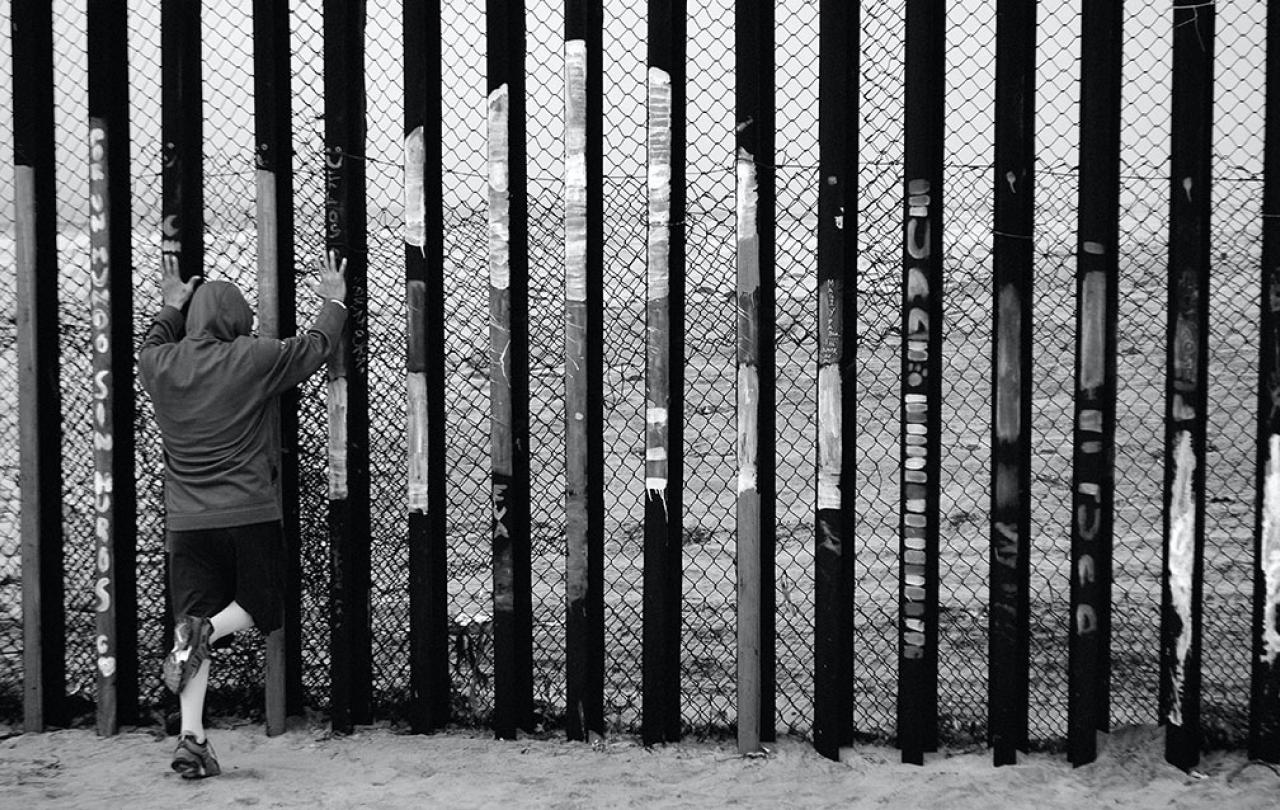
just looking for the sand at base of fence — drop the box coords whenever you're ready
[1,721,1278,809]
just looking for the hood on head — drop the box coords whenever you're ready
[186,280,253,341]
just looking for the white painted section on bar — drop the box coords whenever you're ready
[1166,430,1196,725]
[565,40,588,303]
[488,85,511,290]
[738,363,759,493]
[736,152,758,239]
[648,67,672,302]
[327,377,349,500]
[407,371,429,512]
[646,447,667,462]
[1262,435,1280,663]
[817,365,842,510]
[255,170,281,338]
[405,125,426,248]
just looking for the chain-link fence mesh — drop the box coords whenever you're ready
[0,0,1270,748]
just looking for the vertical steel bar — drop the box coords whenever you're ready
[735,0,776,755]
[898,0,944,765]
[405,0,450,734]
[564,0,606,743]
[253,0,298,736]
[989,0,1036,767]
[88,0,137,736]
[324,0,372,733]
[1255,0,1280,766]
[643,0,686,746]
[14,0,65,735]
[161,0,203,283]
[1069,0,1123,769]
[813,0,859,763]
[488,0,533,739]
[1162,0,1214,773]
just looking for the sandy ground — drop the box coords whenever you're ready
[2,721,1279,809]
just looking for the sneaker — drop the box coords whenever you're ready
[163,615,213,694]
[171,733,221,779]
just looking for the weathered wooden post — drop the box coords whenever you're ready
[642,0,686,747]
[898,0,944,765]
[735,0,777,755]
[813,0,859,763]
[324,0,373,734]
[1162,0,1214,773]
[88,0,138,736]
[1069,0,1123,769]
[14,0,65,734]
[253,0,299,736]
[989,0,1035,767]
[405,0,451,734]
[1253,0,1280,767]
[488,0,534,739]
[564,0,606,743]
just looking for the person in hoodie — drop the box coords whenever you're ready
[138,250,347,779]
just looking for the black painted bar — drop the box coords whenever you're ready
[324,0,372,734]
[405,0,451,734]
[564,0,606,743]
[989,0,1035,767]
[14,0,65,734]
[898,0,944,765]
[734,0,776,754]
[813,0,859,763]
[1161,0,1214,773]
[253,0,299,735]
[161,0,202,283]
[642,0,686,747]
[488,0,533,739]
[1253,0,1280,767]
[1069,0,1122,769]
[87,0,137,736]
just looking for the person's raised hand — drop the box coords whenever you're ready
[160,252,200,310]
[313,248,347,304]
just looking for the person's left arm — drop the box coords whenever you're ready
[138,254,200,385]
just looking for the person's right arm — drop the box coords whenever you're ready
[260,250,349,396]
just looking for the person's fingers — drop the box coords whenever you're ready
[339,257,348,277]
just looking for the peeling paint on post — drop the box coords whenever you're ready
[563,4,605,741]
[1162,0,1213,772]
[813,0,858,762]
[990,0,1035,766]
[643,0,686,746]
[1254,0,1280,764]
[899,0,944,765]
[1069,0,1122,768]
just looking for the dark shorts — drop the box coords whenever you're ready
[167,521,285,635]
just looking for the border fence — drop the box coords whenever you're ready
[2,0,1279,769]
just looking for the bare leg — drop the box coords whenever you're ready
[179,658,211,742]
[210,600,254,643]
[177,602,255,739]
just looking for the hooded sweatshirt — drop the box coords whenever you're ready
[138,280,346,531]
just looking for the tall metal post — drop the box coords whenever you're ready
[898,0,944,765]
[1069,0,1123,769]
[813,0,859,763]
[989,0,1036,767]
[253,0,299,735]
[14,0,65,734]
[405,0,451,734]
[161,0,203,283]
[88,0,137,736]
[1162,0,1214,773]
[1253,0,1280,767]
[735,0,776,755]
[324,0,372,734]
[643,0,686,746]
[564,0,605,743]
[488,0,534,739]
